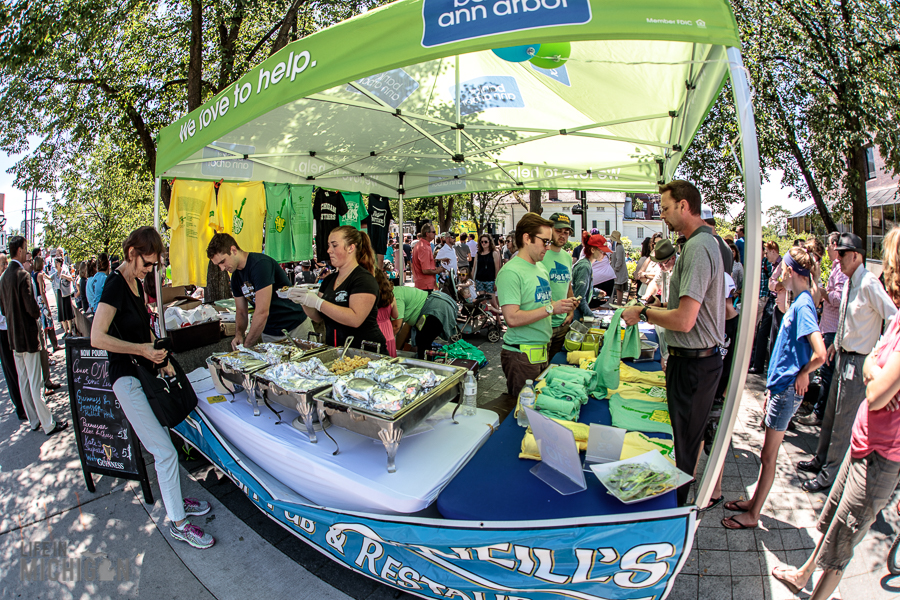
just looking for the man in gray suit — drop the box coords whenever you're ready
[0,236,67,436]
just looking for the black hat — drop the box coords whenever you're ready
[835,232,865,254]
[548,212,574,233]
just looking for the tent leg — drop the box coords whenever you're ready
[693,48,762,510]
[154,178,167,339]
[397,175,405,283]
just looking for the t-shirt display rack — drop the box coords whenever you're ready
[165,177,394,289]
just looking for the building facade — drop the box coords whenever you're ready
[502,190,666,251]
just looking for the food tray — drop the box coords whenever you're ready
[256,346,392,442]
[589,450,691,504]
[312,358,467,472]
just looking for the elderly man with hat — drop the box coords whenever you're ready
[608,230,629,304]
[797,232,896,492]
[542,213,576,357]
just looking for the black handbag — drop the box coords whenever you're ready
[129,354,198,428]
[111,272,198,428]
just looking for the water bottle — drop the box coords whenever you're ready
[517,380,536,427]
[461,372,477,416]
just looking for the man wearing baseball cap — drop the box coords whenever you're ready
[542,213,576,357]
[797,232,897,492]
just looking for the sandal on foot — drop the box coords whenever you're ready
[724,500,749,512]
[700,495,725,512]
[771,566,803,594]
[721,515,757,530]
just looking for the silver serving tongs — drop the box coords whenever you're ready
[340,336,354,359]
[282,329,307,360]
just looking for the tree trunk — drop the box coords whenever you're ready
[270,0,307,56]
[848,145,870,249]
[205,261,233,303]
[187,0,203,112]
[529,190,542,214]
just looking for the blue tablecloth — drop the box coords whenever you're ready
[437,324,675,521]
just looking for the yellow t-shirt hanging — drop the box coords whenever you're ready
[167,180,217,287]
[215,182,266,253]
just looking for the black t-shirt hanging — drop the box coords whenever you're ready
[313,189,348,262]
[100,270,153,385]
[362,194,393,254]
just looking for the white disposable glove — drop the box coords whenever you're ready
[299,291,324,311]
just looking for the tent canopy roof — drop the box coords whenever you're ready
[157,0,741,199]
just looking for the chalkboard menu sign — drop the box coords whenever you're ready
[66,337,153,503]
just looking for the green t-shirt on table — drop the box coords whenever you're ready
[497,256,552,348]
[393,285,429,324]
[541,248,573,327]
[339,192,369,230]
[264,182,314,262]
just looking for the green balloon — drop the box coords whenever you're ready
[529,42,571,69]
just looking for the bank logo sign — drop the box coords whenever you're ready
[422,0,592,48]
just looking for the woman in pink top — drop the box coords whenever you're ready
[374,269,398,357]
[773,227,900,598]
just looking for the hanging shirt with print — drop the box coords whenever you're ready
[216,181,266,253]
[264,183,314,262]
[167,180,217,287]
[313,189,348,261]
[339,192,369,230]
[363,194,393,254]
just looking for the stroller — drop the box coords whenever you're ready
[439,267,503,344]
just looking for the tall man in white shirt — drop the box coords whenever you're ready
[798,232,897,492]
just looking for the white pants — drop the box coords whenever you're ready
[14,351,54,433]
[112,376,186,523]
[261,319,315,343]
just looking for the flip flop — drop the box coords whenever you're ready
[721,515,757,530]
[771,566,803,594]
[724,500,749,512]
[700,495,725,513]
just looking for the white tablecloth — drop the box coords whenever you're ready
[192,386,498,514]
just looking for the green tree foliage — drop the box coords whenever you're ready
[677,0,900,243]
[42,141,161,261]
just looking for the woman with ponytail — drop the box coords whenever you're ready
[294,226,387,350]
[571,232,607,321]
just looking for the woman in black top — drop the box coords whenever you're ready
[91,226,215,550]
[471,234,502,311]
[294,225,387,351]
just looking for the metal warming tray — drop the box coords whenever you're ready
[256,344,390,443]
[312,358,467,473]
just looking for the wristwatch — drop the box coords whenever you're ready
[639,306,650,323]
[545,304,554,316]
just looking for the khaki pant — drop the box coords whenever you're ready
[548,323,570,360]
[261,319,315,343]
[501,349,547,398]
[15,351,55,433]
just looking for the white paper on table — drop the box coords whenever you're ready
[525,407,586,489]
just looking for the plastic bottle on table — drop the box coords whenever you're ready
[461,372,477,416]
[517,380,536,427]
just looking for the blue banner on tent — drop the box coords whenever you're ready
[175,411,695,600]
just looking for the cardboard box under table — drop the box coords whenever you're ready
[193,386,498,514]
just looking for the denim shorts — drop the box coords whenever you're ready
[765,387,804,431]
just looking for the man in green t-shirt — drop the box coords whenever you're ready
[497,213,578,397]
[541,213,575,358]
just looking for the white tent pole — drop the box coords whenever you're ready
[455,54,461,156]
[694,47,762,509]
[397,173,405,282]
[154,177,167,339]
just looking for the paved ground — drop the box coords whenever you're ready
[2,299,900,598]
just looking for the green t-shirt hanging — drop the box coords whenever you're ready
[497,256,552,349]
[339,192,369,230]
[290,184,314,261]
[264,183,314,262]
[541,248,573,328]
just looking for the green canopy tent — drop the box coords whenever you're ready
[155,0,762,511]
